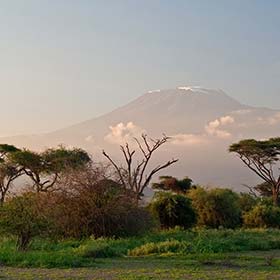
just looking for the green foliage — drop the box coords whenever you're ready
[243,204,280,228]
[0,229,279,267]
[239,193,258,213]
[149,192,196,229]
[254,182,274,197]
[0,193,50,250]
[128,239,192,256]
[0,144,23,204]
[152,176,194,194]
[229,138,280,205]
[188,187,241,228]
[229,138,280,163]
[10,146,91,192]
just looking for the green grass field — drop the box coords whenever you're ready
[1,253,280,279]
[0,229,280,279]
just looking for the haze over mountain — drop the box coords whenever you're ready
[2,87,280,190]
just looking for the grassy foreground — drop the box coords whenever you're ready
[0,252,280,279]
[0,229,280,279]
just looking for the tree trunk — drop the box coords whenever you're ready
[272,188,279,206]
[17,233,31,251]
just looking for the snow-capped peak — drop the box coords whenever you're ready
[147,89,161,93]
[177,86,224,95]
[177,86,200,91]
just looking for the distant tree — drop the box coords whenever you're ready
[0,144,20,161]
[149,191,196,229]
[0,144,23,204]
[103,134,178,202]
[243,203,280,229]
[188,187,241,228]
[10,146,91,192]
[229,138,280,205]
[152,176,194,194]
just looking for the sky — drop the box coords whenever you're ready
[0,0,280,136]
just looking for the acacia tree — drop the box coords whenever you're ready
[0,144,23,205]
[152,176,194,194]
[10,146,91,192]
[229,138,280,206]
[103,134,178,201]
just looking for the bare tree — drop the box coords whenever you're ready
[103,134,178,201]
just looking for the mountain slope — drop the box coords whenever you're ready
[1,86,280,190]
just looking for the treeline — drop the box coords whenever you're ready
[0,136,279,251]
[150,177,280,230]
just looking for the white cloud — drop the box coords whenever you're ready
[171,134,206,146]
[85,135,94,143]
[266,113,280,125]
[104,122,146,145]
[220,116,235,125]
[205,115,235,139]
[257,113,280,126]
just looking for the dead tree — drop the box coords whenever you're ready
[103,134,178,202]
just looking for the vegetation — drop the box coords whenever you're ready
[188,187,241,228]
[10,146,91,192]
[0,144,23,204]
[0,136,279,277]
[230,138,280,205]
[103,134,178,201]
[0,228,279,268]
[152,176,195,194]
[243,203,280,228]
[149,192,196,229]
[0,193,50,251]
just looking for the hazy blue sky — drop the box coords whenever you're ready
[1,0,279,136]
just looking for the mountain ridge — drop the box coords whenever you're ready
[1,87,280,190]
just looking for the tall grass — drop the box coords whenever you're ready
[0,228,280,267]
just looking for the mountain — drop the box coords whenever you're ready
[2,86,280,190]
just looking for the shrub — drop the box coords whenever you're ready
[149,192,196,229]
[239,193,258,213]
[128,239,192,256]
[0,193,50,251]
[41,168,155,239]
[188,187,241,228]
[243,204,280,228]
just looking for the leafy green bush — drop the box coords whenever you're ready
[149,192,196,229]
[188,187,241,228]
[243,204,280,228]
[239,193,258,213]
[128,239,192,256]
[0,193,51,251]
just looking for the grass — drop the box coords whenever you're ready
[0,229,279,278]
[0,252,280,279]
[1,228,280,267]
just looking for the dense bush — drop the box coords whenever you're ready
[40,168,155,239]
[0,193,50,250]
[188,187,241,228]
[239,193,258,213]
[243,204,280,228]
[149,192,196,229]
